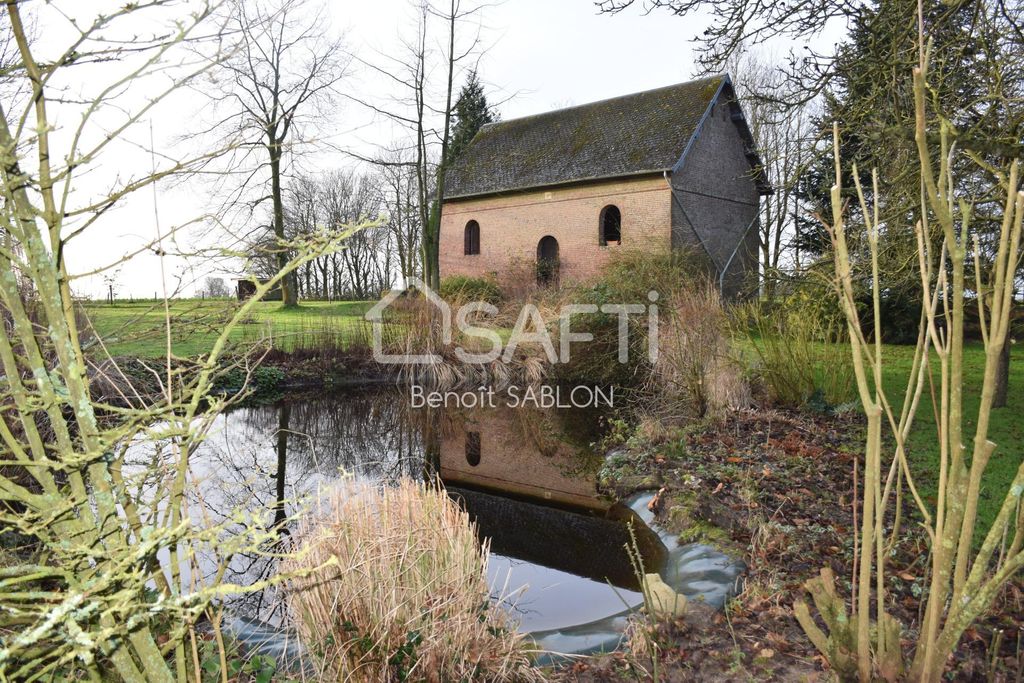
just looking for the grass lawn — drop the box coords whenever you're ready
[881,342,1023,539]
[738,332,1021,536]
[81,299,376,358]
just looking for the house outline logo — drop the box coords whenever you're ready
[364,277,451,364]
[366,279,661,367]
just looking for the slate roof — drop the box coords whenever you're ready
[445,75,735,200]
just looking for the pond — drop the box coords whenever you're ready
[179,387,744,660]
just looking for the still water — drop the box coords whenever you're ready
[181,387,743,656]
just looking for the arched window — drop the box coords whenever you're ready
[465,431,481,466]
[464,220,480,255]
[599,205,621,246]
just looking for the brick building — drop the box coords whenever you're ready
[440,75,770,297]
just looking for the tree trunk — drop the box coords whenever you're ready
[426,2,457,292]
[270,140,298,307]
[424,201,441,290]
[319,257,330,301]
[993,333,1011,408]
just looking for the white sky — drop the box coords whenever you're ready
[27,0,844,299]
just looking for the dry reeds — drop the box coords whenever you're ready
[283,480,543,682]
[375,295,550,390]
[244,313,373,353]
[651,280,749,417]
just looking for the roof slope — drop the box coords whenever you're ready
[445,75,727,200]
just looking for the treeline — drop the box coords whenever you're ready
[241,66,494,302]
[291,166,420,300]
[245,162,423,301]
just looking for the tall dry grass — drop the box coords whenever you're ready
[283,480,543,682]
[650,280,749,418]
[377,295,550,390]
[243,313,373,353]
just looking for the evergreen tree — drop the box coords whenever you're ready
[425,70,495,289]
[794,0,1022,342]
[446,70,496,166]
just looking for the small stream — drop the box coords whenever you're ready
[178,387,744,661]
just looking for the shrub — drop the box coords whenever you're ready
[439,275,502,305]
[793,60,1024,678]
[555,248,710,388]
[854,285,922,345]
[597,247,712,303]
[553,286,648,386]
[212,365,285,401]
[734,296,855,408]
[284,480,542,682]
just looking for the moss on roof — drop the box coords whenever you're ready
[446,75,726,199]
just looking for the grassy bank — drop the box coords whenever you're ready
[737,335,1021,536]
[590,380,1023,680]
[881,342,1023,538]
[81,299,375,358]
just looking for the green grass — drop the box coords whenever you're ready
[880,342,1023,538]
[81,299,376,358]
[734,332,1020,535]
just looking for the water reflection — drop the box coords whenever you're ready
[184,390,425,620]
[272,403,288,530]
[187,388,663,635]
[437,403,606,509]
[431,400,665,631]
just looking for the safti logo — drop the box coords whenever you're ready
[365,278,660,366]
[365,278,452,365]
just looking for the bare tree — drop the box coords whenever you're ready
[197,0,348,307]
[0,5,17,94]
[328,171,386,298]
[0,1,363,676]
[378,147,423,286]
[595,0,855,101]
[424,0,490,289]
[726,50,816,297]
[283,170,395,299]
[283,172,321,296]
[201,275,229,297]
[346,0,486,290]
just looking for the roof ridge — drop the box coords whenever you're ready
[478,74,726,132]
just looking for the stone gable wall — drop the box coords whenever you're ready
[670,97,761,298]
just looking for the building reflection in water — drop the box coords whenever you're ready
[183,388,667,634]
[433,400,665,631]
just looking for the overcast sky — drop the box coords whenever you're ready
[38,0,843,299]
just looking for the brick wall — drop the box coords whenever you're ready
[440,175,673,286]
